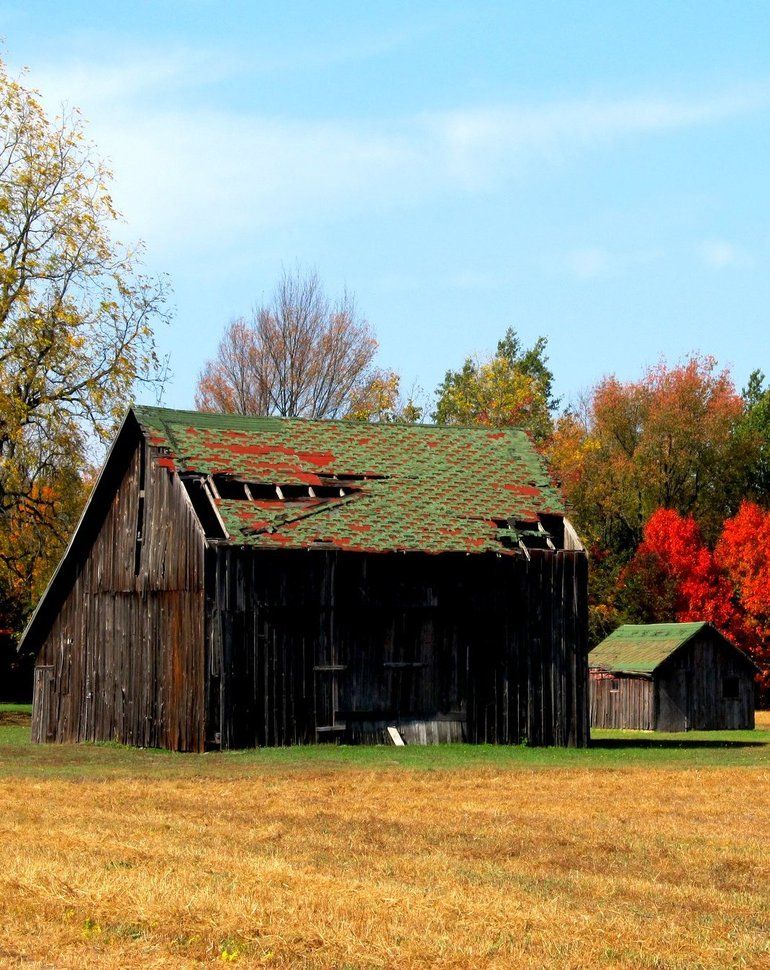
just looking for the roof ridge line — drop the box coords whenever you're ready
[132,403,533,435]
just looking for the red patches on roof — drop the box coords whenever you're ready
[224,442,334,467]
[135,406,568,555]
[296,471,323,485]
[504,484,541,497]
[225,444,274,456]
[302,452,334,467]
[156,457,176,472]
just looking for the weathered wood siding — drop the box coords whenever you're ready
[656,630,755,731]
[589,672,654,730]
[205,546,589,748]
[31,425,206,750]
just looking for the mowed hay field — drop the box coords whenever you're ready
[1,708,770,969]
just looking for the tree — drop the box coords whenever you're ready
[433,328,556,441]
[619,509,737,629]
[0,462,88,699]
[0,59,168,681]
[620,505,770,693]
[194,317,268,416]
[736,370,770,503]
[196,267,393,420]
[716,502,770,691]
[549,356,748,553]
[345,371,424,423]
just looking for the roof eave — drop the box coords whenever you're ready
[589,665,655,678]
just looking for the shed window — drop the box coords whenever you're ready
[609,678,620,693]
[723,677,739,700]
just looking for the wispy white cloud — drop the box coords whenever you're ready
[428,91,768,188]
[28,14,464,108]
[565,246,664,280]
[21,48,770,261]
[32,48,234,107]
[697,238,755,269]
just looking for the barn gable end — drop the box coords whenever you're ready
[22,413,206,750]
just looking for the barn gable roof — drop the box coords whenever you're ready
[133,405,572,555]
[589,622,756,675]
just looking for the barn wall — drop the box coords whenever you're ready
[656,631,755,731]
[589,672,654,730]
[31,427,206,750]
[204,546,589,748]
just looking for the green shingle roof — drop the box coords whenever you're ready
[133,405,567,555]
[589,623,708,674]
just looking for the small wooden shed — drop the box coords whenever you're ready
[20,406,589,751]
[589,622,756,732]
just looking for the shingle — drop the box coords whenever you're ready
[589,623,707,674]
[133,405,566,555]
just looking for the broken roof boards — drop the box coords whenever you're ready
[133,405,572,555]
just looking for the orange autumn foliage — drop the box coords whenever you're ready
[549,356,747,549]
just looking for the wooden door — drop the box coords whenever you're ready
[31,665,55,744]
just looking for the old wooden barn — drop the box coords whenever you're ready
[589,622,756,732]
[21,406,589,751]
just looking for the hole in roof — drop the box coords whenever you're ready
[181,477,227,539]
[215,477,249,500]
[212,475,357,502]
[492,514,565,552]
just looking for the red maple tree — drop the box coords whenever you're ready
[622,505,770,693]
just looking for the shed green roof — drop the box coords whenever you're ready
[588,623,708,674]
[132,405,568,555]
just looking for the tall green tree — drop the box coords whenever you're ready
[433,328,557,441]
[737,369,770,502]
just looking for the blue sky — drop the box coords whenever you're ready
[3,1,770,411]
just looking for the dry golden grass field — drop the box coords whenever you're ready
[1,706,770,969]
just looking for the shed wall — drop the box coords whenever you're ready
[205,546,589,748]
[589,672,654,730]
[656,631,755,731]
[31,428,206,750]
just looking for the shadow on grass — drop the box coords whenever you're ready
[0,712,31,728]
[591,738,765,750]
